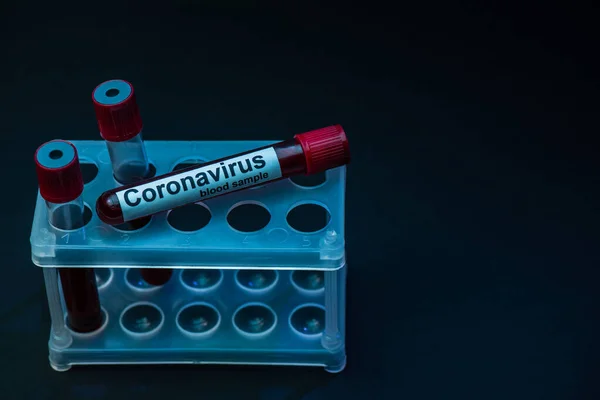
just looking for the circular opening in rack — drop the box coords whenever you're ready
[167,203,212,232]
[289,304,326,338]
[291,270,325,293]
[113,215,152,232]
[232,303,277,338]
[65,307,109,337]
[125,268,163,292]
[49,203,93,231]
[235,269,278,292]
[79,160,99,184]
[140,269,173,286]
[180,269,223,292]
[176,302,221,337]
[172,158,207,172]
[227,202,271,233]
[120,302,164,338]
[286,202,331,233]
[289,172,327,188]
[146,163,157,178]
[95,268,114,290]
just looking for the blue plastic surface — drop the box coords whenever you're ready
[30,140,347,372]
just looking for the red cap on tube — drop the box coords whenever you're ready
[294,125,350,174]
[35,140,84,204]
[92,79,143,142]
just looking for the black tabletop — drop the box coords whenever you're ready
[1,2,598,399]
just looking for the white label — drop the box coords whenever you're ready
[116,147,282,222]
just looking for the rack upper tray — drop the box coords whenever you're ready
[30,140,346,270]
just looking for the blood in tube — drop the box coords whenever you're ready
[92,79,171,286]
[96,125,351,225]
[35,140,103,333]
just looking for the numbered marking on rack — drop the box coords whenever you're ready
[61,233,70,244]
[181,236,192,246]
[302,236,311,247]
[121,234,130,243]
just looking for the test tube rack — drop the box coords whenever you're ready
[30,140,347,372]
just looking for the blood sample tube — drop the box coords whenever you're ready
[92,79,172,286]
[96,125,350,225]
[92,79,150,184]
[35,140,103,333]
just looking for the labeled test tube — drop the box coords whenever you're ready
[96,125,351,225]
[35,140,103,333]
[92,79,172,286]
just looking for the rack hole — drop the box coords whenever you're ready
[65,307,108,336]
[286,203,330,233]
[140,269,173,286]
[290,172,326,188]
[290,305,325,337]
[236,270,278,292]
[177,303,220,336]
[80,162,99,184]
[120,303,164,337]
[145,163,157,178]
[95,268,113,290]
[50,204,93,230]
[172,158,206,171]
[167,203,211,232]
[291,270,324,291]
[233,304,277,336]
[114,215,151,232]
[227,203,271,232]
[126,268,161,291]
[180,269,223,291]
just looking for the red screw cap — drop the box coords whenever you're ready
[294,125,351,175]
[34,140,84,204]
[92,79,143,142]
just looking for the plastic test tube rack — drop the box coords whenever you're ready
[30,140,347,372]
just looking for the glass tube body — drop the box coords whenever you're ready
[47,196,102,333]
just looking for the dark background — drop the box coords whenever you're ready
[1,1,598,399]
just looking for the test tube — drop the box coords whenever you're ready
[92,79,149,184]
[92,79,172,286]
[96,125,350,225]
[35,140,103,333]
